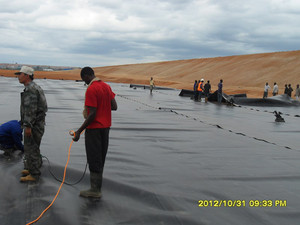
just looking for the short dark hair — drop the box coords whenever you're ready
[81,67,94,78]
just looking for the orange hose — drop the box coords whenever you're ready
[26,130,80,225]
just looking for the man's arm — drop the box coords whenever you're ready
[111,98,117,111]
[73,106,97,142]
[23,91,38,136]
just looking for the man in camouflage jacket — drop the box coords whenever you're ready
[15,66,47,182]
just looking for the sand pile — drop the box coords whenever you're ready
[1,50,299,98]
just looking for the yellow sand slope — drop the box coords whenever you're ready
[1,50,299,97]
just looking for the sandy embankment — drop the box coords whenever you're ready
[1,50,299,98]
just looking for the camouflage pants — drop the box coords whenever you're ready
[23,120,45,178]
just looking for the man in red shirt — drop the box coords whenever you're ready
[73,67,117,199]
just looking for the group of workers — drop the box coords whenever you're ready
[0,66,117,199]
[193,79,223,103]
[263,82,300,100]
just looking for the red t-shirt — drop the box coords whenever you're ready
[85,81,115,129]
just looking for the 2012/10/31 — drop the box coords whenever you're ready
[198,200,246,207]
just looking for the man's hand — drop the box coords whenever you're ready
[25,127,32,137]
[73,131,80,142]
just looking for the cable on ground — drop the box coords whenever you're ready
[26,130,83,225]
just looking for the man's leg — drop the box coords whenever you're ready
[194,91,198,101]
[263,92,267,99]
[198,92,202,102]
[218,92,222,103]
[21,124,44,182]
[81,128,110,198]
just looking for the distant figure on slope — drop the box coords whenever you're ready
[287,84,293,97]
[150,77,155,94]
[193,80,199,101]
[197,79,204,102]
[263,82,271,99]
[284,84,288,95]
[272,82,278,96]
[203,80,211,103]
[218,79,223,104]
[295,84,300,100]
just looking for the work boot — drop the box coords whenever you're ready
[80,172,102,199]
[21,170,30,176]
[20,174,37,182]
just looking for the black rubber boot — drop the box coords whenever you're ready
[80,172,102,199]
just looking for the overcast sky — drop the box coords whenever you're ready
[0,0,300,67]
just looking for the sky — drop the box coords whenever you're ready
[0,0,300,67]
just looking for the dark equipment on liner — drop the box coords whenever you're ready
[273,111,285,122]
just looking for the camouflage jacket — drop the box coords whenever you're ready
[20,81,48,128]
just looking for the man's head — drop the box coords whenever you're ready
[15,66,34,85]
[81,67,95,85]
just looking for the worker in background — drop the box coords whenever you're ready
[0,120,24,157]
[150,77,155,94]
[284,84,288,95]
[197,79,204,102]
[203,80,211,103]
[193,80,199,101]
[272,82,278,96]
[295,84,300,100]
[263,82,271,99]
[218,79,223,104]
[287,84,293,97]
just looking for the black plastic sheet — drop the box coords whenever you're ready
[231,94,300,107]
[1,77,300,225]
